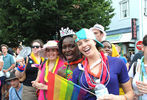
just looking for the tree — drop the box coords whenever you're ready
[0,0,114,47]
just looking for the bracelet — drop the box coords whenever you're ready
[17,64,25,72]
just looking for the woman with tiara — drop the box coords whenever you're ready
[57,27,84,81]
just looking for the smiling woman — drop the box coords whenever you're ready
[15,39,44,100]
[72,28,134,100]
[57,27,83,81]
[31,40,64,100]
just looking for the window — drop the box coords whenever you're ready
[120,0,129,19]
[145,0,147,16]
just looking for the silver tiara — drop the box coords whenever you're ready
[60,27,75,38]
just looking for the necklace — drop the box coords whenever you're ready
[44,56,59,82]
[65,56,84,80]
[90,59,101,70]
[83,51,110,89]
[88,62,102,78]
[64,56,84,65]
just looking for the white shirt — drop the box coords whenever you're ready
[128,59,147,100]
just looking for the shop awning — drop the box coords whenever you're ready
[106,32,133,43]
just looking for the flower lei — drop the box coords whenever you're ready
[30,52,40,64]
[44,56,59,82]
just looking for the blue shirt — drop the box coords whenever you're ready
[9,84,23,100]
[3,53,15,70]
[119,56,127,64]
[72,56,129,100]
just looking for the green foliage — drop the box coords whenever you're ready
[0,0,114,47]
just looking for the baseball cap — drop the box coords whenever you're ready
[74,28,104,48]
[90,24,106,41]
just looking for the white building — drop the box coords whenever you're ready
[106,0,147,55]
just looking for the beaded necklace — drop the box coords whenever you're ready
[65,56,84,80]
[83,52,110,89]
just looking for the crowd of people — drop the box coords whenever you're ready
[0,24,146,100]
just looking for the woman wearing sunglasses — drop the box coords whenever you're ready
[72,29,133,100]
[15,39,44,100]
[32,40,64,100]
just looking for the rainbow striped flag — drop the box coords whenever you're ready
[47,72,95,100]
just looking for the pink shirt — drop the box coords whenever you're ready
[38,57,64,100]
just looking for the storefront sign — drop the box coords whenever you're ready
[131,18,137,39]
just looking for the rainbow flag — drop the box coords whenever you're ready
[47,72,95,100]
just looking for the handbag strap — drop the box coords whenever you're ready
[15,88,21,100]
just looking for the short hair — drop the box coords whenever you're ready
[1,44,8,49]
[31,39,44,48]
[101,40,112,48]
[143,35,147,46]
[58,35,74,59]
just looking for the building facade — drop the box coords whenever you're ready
[106,0,147,56]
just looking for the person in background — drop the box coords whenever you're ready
[57,27,83,81]
[130,52,135,62]
[15,39,44,100]
[32,40,64,100]
[129,51,143,71]
[6,70,23,100]
[1,44,15,99]
[8,48,16,65]
[15,45,24,70]
[1,44,15,74]
[101,41,119,57]
[124,54,130,70]
[72,28,133,100]
[101,41,112,56]
[115,44,128,64]
[90,24,106,42]
[16,45,23,56]
[129,35,147,100]
[102,41,129,95]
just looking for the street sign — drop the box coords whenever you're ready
[136,41,142,50]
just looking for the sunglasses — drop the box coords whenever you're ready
[32,46,40,48]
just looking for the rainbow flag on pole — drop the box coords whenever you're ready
[47,72,95,100]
